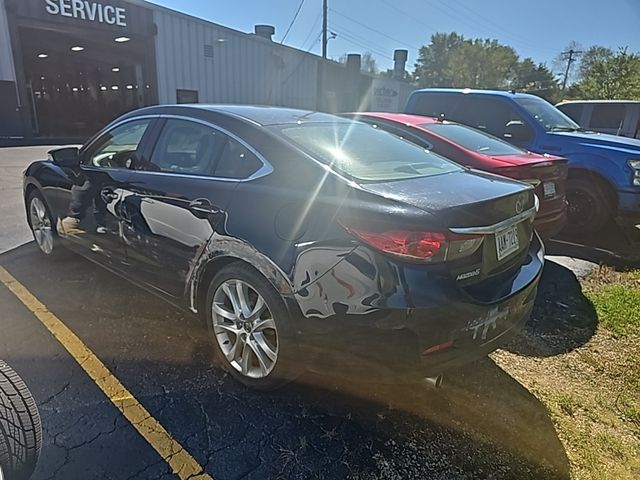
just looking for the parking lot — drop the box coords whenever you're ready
[0,146,585,479]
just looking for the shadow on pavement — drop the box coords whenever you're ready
[505,260,598,358]
[548,221,640,268]
[1,243,570,479]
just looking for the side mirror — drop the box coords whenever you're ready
[49,147,80,168]
[504,120,533,144]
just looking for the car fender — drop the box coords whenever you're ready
[187,232,297,313]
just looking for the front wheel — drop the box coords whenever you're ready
[205,263,302,390]
[26,191,61,256]
[564,178,613,235]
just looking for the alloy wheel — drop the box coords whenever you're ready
[29,197,54,254]
[211,279,279,379]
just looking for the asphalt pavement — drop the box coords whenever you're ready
[0,146,574,479]
[0,146,59,254]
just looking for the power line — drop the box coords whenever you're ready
[419,0,558,54]
[281,0,306,44]
[300,14,321,49]
[329,8,421,51]
[331,28,392,61]
[376,0,437,32]
[331,21,393,56]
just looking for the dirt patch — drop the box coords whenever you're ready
[493,266,640,480]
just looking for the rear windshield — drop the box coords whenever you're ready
[420,123,525,156]
[276,122,462,181]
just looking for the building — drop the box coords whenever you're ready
[0,0,413,143]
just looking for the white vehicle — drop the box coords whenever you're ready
[556,100,640,139]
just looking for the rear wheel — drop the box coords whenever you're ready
[564,178,613,235]
[0,361,42,480]
[205,263,302,390]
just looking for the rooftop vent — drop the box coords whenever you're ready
[254,25,275,41]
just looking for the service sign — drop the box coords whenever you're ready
[5,0,153,35]
[45,0,127,27]
[369,79,400,112]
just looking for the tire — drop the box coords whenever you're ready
[26,190,62,257]
[205,262,302,390]
[0,361,42,480]
[564,177,613,235]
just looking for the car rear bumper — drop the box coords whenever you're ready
[295,234,544,383]
[533,206,567,239]
[616,190,640,227]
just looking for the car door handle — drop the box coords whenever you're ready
[101,187,118,202]
[188,198,218,214]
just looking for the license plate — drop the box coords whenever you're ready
[495,225,519,261]
[543,181,556,198]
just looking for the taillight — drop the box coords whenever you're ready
[342,225,483,263]
[494,166,541,187]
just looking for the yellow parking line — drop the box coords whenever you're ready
[0,266,213,480]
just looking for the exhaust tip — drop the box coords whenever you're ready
[423,375,443,388]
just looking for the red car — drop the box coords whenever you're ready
[342,113,568,239]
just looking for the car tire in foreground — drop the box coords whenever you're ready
[205,263,302,390]
[0,361,42,480]
[564,178,613,235]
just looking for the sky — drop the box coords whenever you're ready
[148,0,640,75]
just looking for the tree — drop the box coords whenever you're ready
[575,47,640,99]
[413,32,466,87]
[510,58,560,101]
[413,33,518,89]
[578,45,614,81]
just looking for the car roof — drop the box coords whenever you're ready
[126,104,348,126]
[556,99,640,105]
[347,112,440,125]
[411,88,539,100]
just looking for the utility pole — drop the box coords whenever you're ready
[322,0,328,59]
[561,48,583,92]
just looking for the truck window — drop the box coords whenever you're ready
[410,93,459,118]
[589,104,626,130]
[454,96,533,143]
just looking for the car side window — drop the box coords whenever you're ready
[213,136,264,179]
[84,119,151,169]
[589,104,626,130]
[149,120,226,176]
[558,103,583,123]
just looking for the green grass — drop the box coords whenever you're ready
[587,284,640,337]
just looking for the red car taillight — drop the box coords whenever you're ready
[342,225,483,263]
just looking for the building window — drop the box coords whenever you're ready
[176,89,199,104]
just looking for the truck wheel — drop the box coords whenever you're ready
[0,361,42,480]
[564,178,613,235]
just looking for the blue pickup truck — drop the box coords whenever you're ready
[404,88,640,234]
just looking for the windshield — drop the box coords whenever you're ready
[421,123,526,156]
[277,122,462,181]
[515,96,581,131]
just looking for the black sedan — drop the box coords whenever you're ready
[23,105,544,389]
